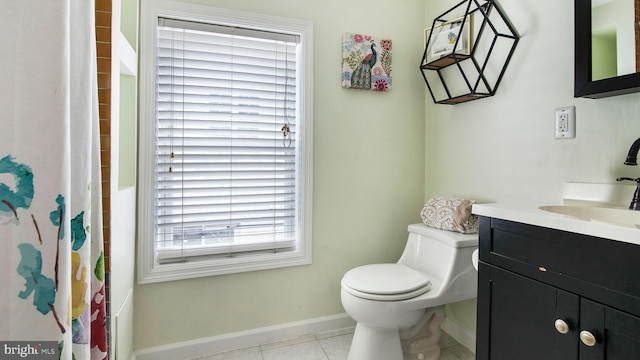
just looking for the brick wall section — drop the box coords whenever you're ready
[95,0,111,273]
[95,0,112,354]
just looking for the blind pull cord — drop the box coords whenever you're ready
[281,123,291,148]
[281,41,292,149]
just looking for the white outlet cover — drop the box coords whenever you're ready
[555,106,576,139]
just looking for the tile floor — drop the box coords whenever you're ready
[185,327,475,360]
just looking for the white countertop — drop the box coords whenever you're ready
[472,202,640,246]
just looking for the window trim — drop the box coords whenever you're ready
[138,0,313,284]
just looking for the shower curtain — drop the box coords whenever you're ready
[0,1,108,359]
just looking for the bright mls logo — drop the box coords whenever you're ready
[1,341,57,359]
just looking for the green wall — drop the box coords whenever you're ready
[424,0,640,336]
[134,0,426,349]
[134,0,640,350]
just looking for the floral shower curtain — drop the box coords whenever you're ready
[0,1,108,359]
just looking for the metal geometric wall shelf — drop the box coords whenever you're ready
[420,0,519,105]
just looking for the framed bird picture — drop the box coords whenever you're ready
[342,33,392,91]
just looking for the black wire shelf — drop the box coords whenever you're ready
[420,0,519,105]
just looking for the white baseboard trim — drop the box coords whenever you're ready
[134,313,356,360]
[441,317,476,354]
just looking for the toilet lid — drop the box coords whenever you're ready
[342,264,431,300]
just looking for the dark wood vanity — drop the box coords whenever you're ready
[476,216,640,360]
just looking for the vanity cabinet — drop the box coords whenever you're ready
[476,216,640,360]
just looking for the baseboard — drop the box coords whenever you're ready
[441,317,476,354]
[134,313,356,360]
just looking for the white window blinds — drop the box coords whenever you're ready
[155,17,300,263]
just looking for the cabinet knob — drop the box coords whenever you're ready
[554,319,570,334]
[580,330,597,347]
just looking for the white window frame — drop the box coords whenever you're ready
[137,0,313,284]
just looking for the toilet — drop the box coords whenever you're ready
[340,223,478,360]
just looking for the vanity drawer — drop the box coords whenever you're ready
[479,217,640,316]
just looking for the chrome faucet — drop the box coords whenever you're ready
[617,137,640,210]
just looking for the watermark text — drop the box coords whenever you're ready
[1,341,57,359]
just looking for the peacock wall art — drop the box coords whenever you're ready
[342,33,392,91]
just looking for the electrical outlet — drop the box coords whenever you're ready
[555,106,576,139]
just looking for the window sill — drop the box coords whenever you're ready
[138,248,311,284]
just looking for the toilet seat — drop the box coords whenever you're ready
[341,264,432,301]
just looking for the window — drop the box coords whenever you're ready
[138,0,313,283]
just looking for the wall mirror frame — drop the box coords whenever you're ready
[575,0,640,98]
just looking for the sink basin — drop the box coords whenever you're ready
[539,205,640,228]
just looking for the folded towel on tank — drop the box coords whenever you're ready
[420,197,479,234]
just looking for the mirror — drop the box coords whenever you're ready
[575,0,640,98]
[591,0,636,81]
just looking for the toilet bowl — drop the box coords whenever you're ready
[340,223,478,360]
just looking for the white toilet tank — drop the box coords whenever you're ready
[397,223,478,303]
